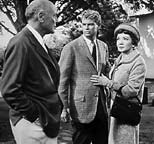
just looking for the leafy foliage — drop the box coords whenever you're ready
[1,0,153,61]
[44,21,83,61]
[0,0,127,62]
[0,0,27,32]
[123,0,154,11]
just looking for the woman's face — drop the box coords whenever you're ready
[116,32,133,54]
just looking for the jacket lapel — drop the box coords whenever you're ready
[47,47,59,73]
[23,28,59,86]
[35,43,59,81]
[96,40,102,74]
[23,27,58,70]
[79,36,97,69]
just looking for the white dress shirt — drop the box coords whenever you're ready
[26,24,48,53]
[83,35,98,69]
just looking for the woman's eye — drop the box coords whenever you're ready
[89,23,94,26]
[123,37,129,40]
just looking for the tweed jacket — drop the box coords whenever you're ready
[109,49,146,102]
[58,35,110,123]
[0,27,62,138]
[108,49,146,144]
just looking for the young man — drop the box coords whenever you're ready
[59,9,110,144]
[0,0,62,143]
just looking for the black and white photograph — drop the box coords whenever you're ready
[0,0,154,144]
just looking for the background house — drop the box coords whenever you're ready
[132,11,154,103]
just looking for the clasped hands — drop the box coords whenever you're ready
[61,108,71,123]
[90,74,113,88]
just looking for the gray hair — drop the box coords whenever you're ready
[25,0,53,21]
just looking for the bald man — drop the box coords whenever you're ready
[0,0,62,143]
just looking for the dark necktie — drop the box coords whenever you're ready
[92,41,96,64]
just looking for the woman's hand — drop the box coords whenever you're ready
[90,74,113,87]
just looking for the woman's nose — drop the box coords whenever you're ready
[85,24,89,29]
[117,39,123,44]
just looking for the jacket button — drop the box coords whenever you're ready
[95,94,98,97]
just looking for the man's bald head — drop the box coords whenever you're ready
[25,0,57,36]
[25,0,55,21]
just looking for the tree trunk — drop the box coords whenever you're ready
[14,0,27,32]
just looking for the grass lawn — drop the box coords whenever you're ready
[0,104,154,144]
[139,104,154,144]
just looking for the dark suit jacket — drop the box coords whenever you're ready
[59,35,110,123]
[0,27,62,138]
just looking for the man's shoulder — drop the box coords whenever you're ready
[9,27,29,44]
[97,38,107,45]
[97,39,108,49]
[64,36,83,47]
[70,35,83,44]
[7,27,32,52]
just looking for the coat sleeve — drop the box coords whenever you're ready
[122,57,146,98]
[1,39,38,122]
[104,43,111,76]
[58,43,74,109]
[101,42,111,77]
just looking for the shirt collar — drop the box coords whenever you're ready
[83,35,97,45]
[26,24,45,48]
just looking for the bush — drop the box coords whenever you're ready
[44,21,82,61]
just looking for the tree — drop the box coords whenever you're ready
[0,0,27,34]
[0,0,127,62]
[2,0,153,62]
[0,0,125,33]
[1,0,154,33]
[1,0,154,34]
[123,0,154,11]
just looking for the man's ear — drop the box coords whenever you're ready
[94,23,99,30]
[38,10,45,23]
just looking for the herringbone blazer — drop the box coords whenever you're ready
[58,35,110,123]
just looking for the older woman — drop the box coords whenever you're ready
[90,23,146,144]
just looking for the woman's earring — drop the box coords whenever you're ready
[132,45,135,50]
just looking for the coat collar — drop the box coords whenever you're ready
[79,35,96,68]
[115,49,140,66]
[22,27,58,72]
[109,49,140,79]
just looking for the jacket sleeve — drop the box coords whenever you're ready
[102,42,111,76]
[58,43,74,109]
[1,39,38,122]
[121,57,146,98]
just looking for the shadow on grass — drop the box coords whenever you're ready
[139,104,154,144]
[0,121,15,144]
[1,104,154,144]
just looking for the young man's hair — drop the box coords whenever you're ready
[81,9,102,26]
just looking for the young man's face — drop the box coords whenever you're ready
[82,18,98,40]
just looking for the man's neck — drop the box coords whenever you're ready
[28,21,44,37]
[83,35,96,41]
